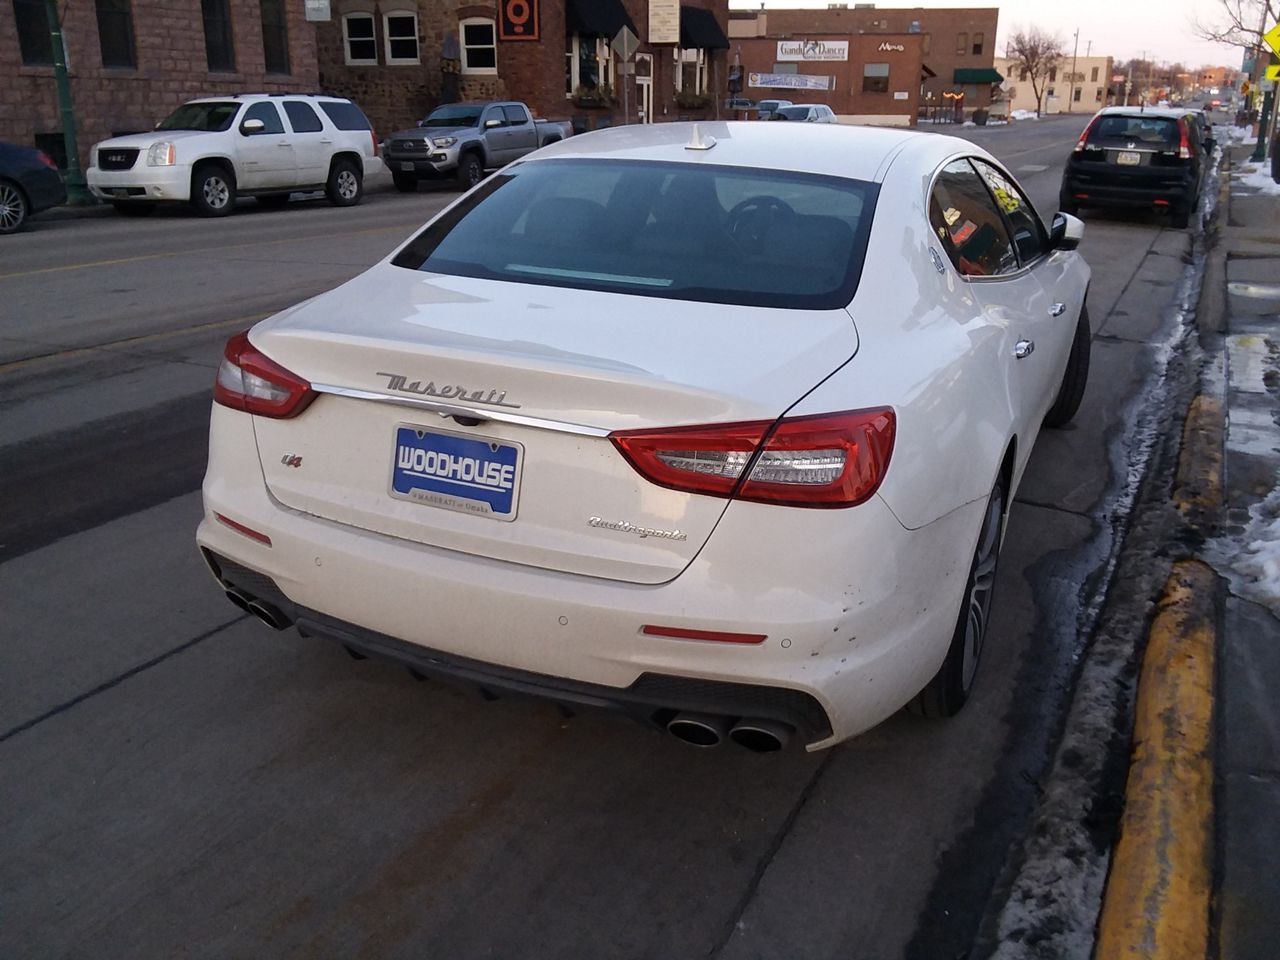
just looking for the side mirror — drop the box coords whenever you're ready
[416,119,425,127]
[483,117,503,129]
[239,118,266,136]
[1050,212,1085,251]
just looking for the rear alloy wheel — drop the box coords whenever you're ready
[0,179,29,234]
[911,476,1006,718]
[392,172,418,193]
[1043,306,1091,428]
[456,153,483,190]
[191,165,236,217]
[326,159,362,206]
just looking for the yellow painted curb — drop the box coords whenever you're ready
[1173,394,1224,536]
[1095,559,1217,960]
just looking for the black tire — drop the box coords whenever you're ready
[392,172,418,193]
[0,179,29,234]
[456,152,483,190]
[910,476,1007,718]
[326,159,362,206]
[256,193,291,209]
[190,164,236,217]
[1043,306,1091,428]
[111,202,156,217]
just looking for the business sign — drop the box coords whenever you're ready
[499,0,539,40]
[649,0,679,44]
[749,72,834,91]
[878,42,905,52]
[303,0,330,21]
[777,40,848,62]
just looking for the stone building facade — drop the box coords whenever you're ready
[314,0,731,137]
[1,0,319,170]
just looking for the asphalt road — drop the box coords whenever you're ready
[0,116,1199,960]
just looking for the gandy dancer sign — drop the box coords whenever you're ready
[776,40,848,62]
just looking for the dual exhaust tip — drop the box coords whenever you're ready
[224,588,293,631]
[667,712,792,753]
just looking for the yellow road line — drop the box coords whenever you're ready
[1094,558,1217,960]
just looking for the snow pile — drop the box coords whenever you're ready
[1220,123,1255,144]
[1211,488,1280,617]
[1010,109,1041,121]
[1232,159,1280,194]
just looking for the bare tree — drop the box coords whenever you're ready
[1005,27,1067,117]
[1192,0,1278,56]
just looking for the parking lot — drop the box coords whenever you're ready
[0,115,1207,959]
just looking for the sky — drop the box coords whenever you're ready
[730,0,1260,68]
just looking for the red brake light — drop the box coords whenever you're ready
[370,130,379,157]
[36,150,58,170]
[1073,117,1098,153]
[610,408,895,508]
[214,330,315,418]
[1177,118,1192,159]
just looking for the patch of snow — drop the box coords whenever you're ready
[1220,124,1255,144]
[1210,489,1280,618]
[1010,109,1040,121]
[1232,159,1280,195]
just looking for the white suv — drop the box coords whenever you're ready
[87,94,383,217]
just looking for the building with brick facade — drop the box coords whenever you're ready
[993,55,1115,115]
[314,0,731,138]
[2,0,319,171]
[728,6,1001,120]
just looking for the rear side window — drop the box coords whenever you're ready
[971,159,1047,265]
[283,100,324,133]
[929,159,1017,277]
[392,158,878,310]
[318,100,372,131]
[1090,115,1179,146]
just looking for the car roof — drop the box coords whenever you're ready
[1093,106,1191,119]
[186,93,351,104]
[528,121,980,184]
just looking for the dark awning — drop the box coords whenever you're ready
[921,63,937,79]
[680,6,730,50]
[566,0,635,38]
[954,67,1004,84]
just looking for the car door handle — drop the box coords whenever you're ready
[1049,302,1066,317]
[319,138,333,144]
[1014,339,1035,359]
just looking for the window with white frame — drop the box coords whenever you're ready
[565,35,613,95]
[673,48,707,94]
[342,12,376,65]
[460,17,496,74]
[384,10,419,64]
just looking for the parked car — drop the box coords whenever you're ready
[0,141,66,234]
[772,105,838,123]
[1059,106,1211,228]
[86,94,382,217]
[754,98,794,120]
[198,121,1090,753]
[382,101,572,191]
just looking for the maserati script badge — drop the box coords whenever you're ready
[588,517,688,542]
[376,372,521,409]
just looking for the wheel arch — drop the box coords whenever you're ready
[327,150,362,177]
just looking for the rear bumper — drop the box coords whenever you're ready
[23,168,66,214]
[1061,165,1196,209]
[87,163,192,202]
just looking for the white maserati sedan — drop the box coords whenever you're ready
[197,122,1091,752]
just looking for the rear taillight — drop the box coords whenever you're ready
[214,330,315,418]
[1073,117,1099,153]
[610,408,895,508]
[370,130,379,157]
[36,150,58,170]
[1177,118,1192,159]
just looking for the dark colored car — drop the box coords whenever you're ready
[1059,107,1212,229]
[0,141,67,234]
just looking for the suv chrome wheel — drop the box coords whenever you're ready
[335,169,358,200]
[0,181,28,234]
[203,176,230,209]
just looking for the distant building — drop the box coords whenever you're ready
[993,55,1114,115]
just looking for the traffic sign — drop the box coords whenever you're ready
[612,25,640,62]
[1267,65,1280,82]
[1265,21,1280,57]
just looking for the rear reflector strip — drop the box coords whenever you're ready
[642,625,767,644]
[214,512,273,546]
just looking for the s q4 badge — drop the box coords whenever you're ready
[281,454,303,468]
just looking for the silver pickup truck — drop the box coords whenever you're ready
[383,101,572,191]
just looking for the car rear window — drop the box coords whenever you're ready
[1089,115,1179,145]
[317,100,372,131]
[391,158,878,310]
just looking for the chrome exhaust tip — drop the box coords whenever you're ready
[224,588,252,614]
[246,599,292,631]
[667,712,730,747]
[728,719,792,753]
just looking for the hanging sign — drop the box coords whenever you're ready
[650,0,679,44]
[499,0,539,41]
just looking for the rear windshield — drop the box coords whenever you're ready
[776,107,810,120]
[317,100,371,131]
[391,158,877,310]
[1089,115,1180,145]
[157,102,239,132]
[423,105,483,128]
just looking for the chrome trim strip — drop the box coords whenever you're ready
[310,383,612,437]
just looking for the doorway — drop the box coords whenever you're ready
[635,54,653,123]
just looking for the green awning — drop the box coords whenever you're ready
[953,68,1004,84]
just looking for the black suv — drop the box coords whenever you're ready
[1059,107,1213,228]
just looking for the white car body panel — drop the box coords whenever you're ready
[198,121,1091,749]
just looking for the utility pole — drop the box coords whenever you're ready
[43,0,90,204]
[1248,3,1271,162]
[1068,29,1079,112]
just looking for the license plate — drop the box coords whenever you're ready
[390,426,522,521]
[400,161,415,172]
[1116,151,1141,166]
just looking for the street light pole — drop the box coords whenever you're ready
[43,0,90,204]
[1248,4,1271,162]
[1069,28,1079,112]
